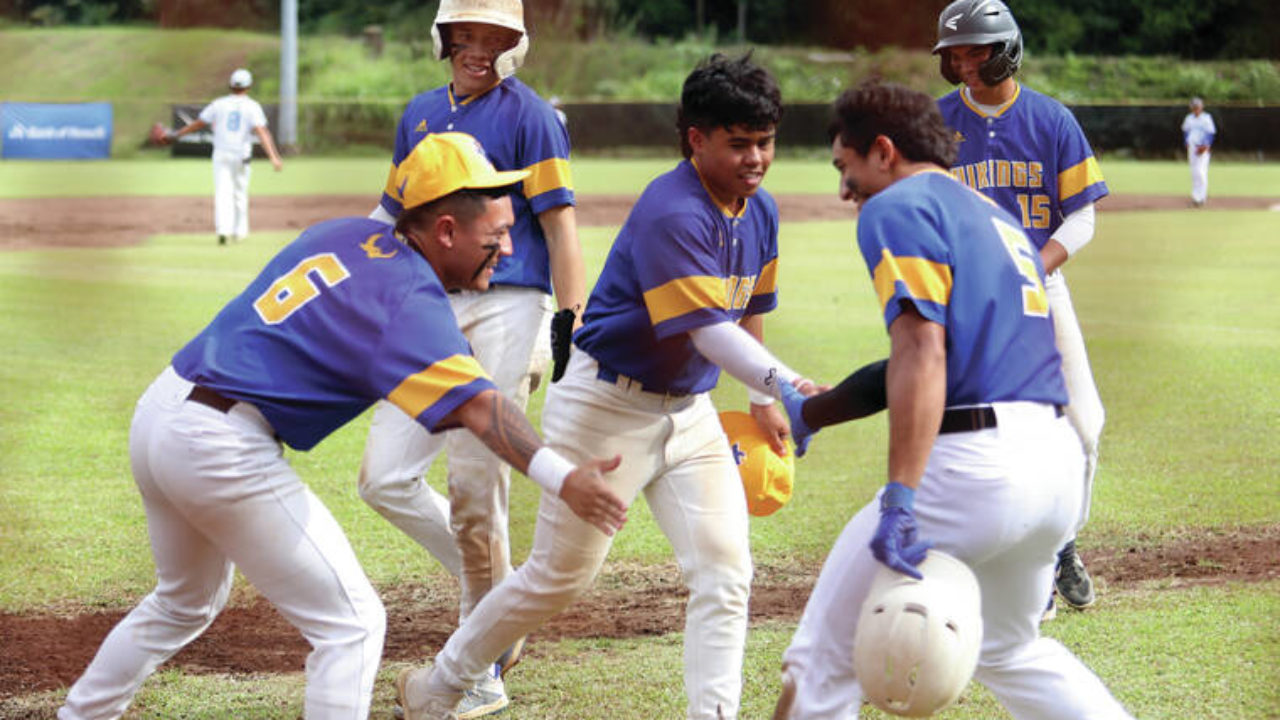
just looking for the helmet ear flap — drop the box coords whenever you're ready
[978,34,1023,85]
[939,51,961,85]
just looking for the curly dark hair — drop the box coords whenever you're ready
[676,52,783,159]
[827,81,956,168]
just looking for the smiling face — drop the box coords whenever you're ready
[449,194,514,291]
[689,124,776,211]
[944,44,994,92]
[446,21,521,96]
[831,135,891,207]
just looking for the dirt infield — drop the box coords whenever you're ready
[1,193,1276,250]
[1,525,1275,698]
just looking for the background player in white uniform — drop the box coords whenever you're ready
[358,5,585,713]
[772,80,1132,720]
[932,0,1109,617]
[395,53,815,720]
[164,68,283,245]
[57,133,625,720]
[1182,97,1216,207]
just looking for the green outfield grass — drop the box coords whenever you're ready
[1,156,1278,198]
[0,163,1277,716]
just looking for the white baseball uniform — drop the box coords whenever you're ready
[198,93,267,240]
[1182,110,1216,204]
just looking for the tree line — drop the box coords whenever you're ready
[5,0,1277,59]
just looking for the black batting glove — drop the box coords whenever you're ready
[550,307,576,383]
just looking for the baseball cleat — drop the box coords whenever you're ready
[455,672,509,719]
[395,667,461,720]
[1054,544,1096,609]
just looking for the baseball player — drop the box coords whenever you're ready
[1182,97,1216,207]
[772,80,1133,720]
[56,133,625,720]
[163,68,283,245]
[356,3,584,713]
[932,0,1109,617]
[395,53,814,720]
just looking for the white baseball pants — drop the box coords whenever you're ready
[429,348,753,720]
[212,150,251,240]
[358,285,552,620]
[779,403,1132,720]
[1046,270,1105,532]
[1188,145,1211,203]
[58,366,384,720]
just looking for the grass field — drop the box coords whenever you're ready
[0,159,1278,717]
[2,155,1279,199]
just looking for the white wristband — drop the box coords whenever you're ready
[528,446,574,497]
[747,388,775,406]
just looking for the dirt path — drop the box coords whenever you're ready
[2,525,1275,698]
[1,193,1275,250]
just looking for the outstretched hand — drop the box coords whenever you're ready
[559,454,627,536]
[780,380,819,457]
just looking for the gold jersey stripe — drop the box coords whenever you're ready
[387,355,491,420]
[1058,157,1104,202]
[872,249,953,312]
[523,157,574,199]
[754,257,779,296]
[644,275,727,326]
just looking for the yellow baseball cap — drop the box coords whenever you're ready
[719,410,795,517]
[392,132,530,211]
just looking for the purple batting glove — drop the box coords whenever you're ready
[869,482,933,579]
[780,381,816,458]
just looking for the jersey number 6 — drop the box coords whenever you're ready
[253,253,351,324]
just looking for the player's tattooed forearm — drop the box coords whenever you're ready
[479,394,543,468]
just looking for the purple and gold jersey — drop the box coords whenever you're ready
[938,84,1109,250]
[856,171,1068,407]
[172,217,495,450]
[379,77,573,293]
[574,160,780,396]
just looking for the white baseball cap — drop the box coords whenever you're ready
[229,68,253,89]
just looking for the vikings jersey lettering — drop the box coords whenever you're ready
[856,171,1068,407]
[378,77,573,293]
[938,84,1109,249]
[172,217,495,450]
[575,160,780,396]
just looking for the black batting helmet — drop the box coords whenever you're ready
[932,0,1023,86]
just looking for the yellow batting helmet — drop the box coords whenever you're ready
[719,410,794,517]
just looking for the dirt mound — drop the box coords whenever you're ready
[2,525,1275,698]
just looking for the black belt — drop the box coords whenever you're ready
[595,365,688,398]
[187,385,237,413]
[938,404,1064,434]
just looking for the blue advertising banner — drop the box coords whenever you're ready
[1,102,113,159]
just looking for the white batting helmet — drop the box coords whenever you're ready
[853,550,983,718]
[432,0,529,80]
[229,68,253,89]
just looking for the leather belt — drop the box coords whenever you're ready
[596,365,689,398]
[938,404,1064,434]
[187,385,237,413]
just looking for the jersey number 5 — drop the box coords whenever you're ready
[253,253,351,324]
[992,217,1049,318]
